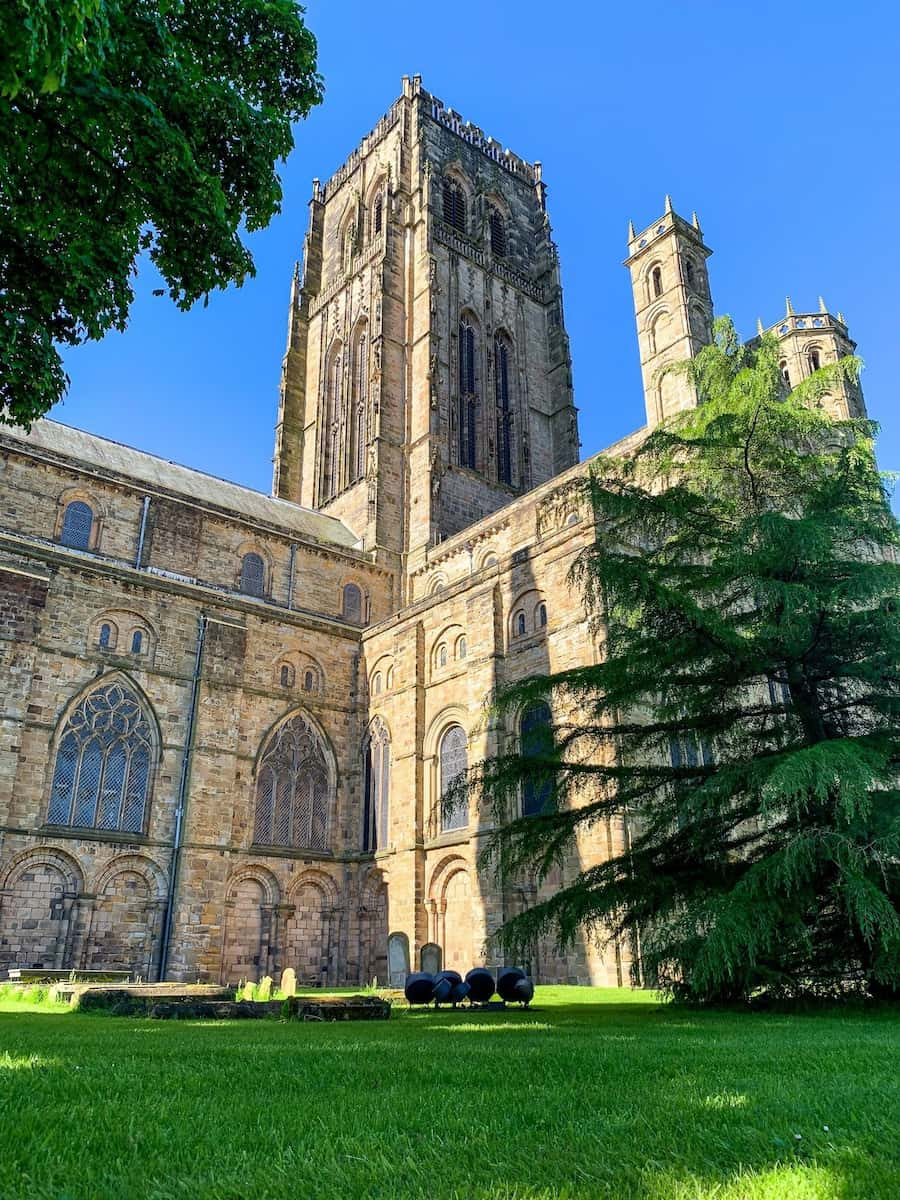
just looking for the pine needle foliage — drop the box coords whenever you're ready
[472,317,900,1003]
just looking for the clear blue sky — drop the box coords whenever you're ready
[58,0,899,503]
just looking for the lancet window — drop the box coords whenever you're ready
[349,326,368,483]
[520,701,553,817]
[47,680,154,833]
[494,334,514,485]
[321,342,343,502]
[443,179,466,233]
[439,725,468,832]
[458,318,478,469]
[363,719,390,852]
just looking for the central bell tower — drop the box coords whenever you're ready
[272,76,578,587]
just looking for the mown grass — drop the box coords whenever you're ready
[0,985,897,1199]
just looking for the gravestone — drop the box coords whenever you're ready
[387,931,410,988]
[420,942,442,974]
[256,975,273,1001]
[280,967,297,997]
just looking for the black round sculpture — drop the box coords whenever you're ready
[465,967,496,1003]
[435,969,462,986]
[404,972,435,1005]
[431,975,453,1004]
[449,980,471,1005]
[511,976,535,1005]
[497,966,527,1001]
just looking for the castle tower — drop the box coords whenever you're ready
[762,298,866,420]
[624,198,714,428]
[272,76,578,586]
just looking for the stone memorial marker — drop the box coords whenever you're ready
[420,942,442,974]
[280,967,297,997]
[387,931,410,988]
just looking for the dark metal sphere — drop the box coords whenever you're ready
[464,967,496,1002]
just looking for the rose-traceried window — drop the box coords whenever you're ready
[47,680,154,833]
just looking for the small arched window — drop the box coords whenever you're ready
[240,552,265,597]
[685,259,695,288]
[483,554,498,569]
[373,671,383,695]
[443,178,466,233]
[494,335,513,486]
[280,664,293,689]
[343,222,355,271]
[456,636,467,661]
[438,643,448,669]
[98,623,112,650]
[514,611,526,638]
[807,348,821,374]
[131,630,144,655]
[537,602,548,629]
[303,669,316,693]
[521,701,553,817]
[780,361,791,386]
[60,501,93,550]
[342,583,363,623]
[439,725,468,832]
[651,266,663,298]
[489,207,506,257]
[373,192,383,236]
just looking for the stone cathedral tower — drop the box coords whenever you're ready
[625,197,714,428]
[273,75,578,592]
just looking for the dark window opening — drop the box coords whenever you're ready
[489,208,507,257]
[651,266,663,298]
[495,336,513,485]
[443,179,466,233]
[60,501,93,550]
[521,701,553,817]
[98,624,112,650]
[240,552,265,597]
[458,320,477,469]
[131,630,143,655]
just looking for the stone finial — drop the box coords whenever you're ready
[818,295,828,313]
[534,161,542,182]
[664,193,673,214]
[312,177,322,203]
[757,317,765,335]
[838,311,845,325]
[628,219,636,240]
[691,211,701,230]
[785,296,794,316]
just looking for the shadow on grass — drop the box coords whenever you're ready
[0,998,897,1200]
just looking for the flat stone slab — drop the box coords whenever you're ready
[7,968,133,984]
[56,984,391,1021]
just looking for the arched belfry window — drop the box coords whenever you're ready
[494,334,514,486]
[439,724,468,832]
[240,552,265,597]
[684,258,696,288]
[458,318,478,469]
[47,679,155,833]
[321,342,342,501]
[253,713,331,850]
[651,266,663,298]
[520,701,553,817]
[373,192,384,236]
[363,720,390,852]
[443,178,466,233]
[349,325,368,483]
[807,348,821,374]
[60,501,93,550]
[489,207,507,257]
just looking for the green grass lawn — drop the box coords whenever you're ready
[1,986,898,1200]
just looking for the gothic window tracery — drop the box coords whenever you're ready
[439,725,468,832]
[60,501,93,550]
[363,719,390,852]
[47,680,155,833]
[373,192,383,236]
[458,318,478,469]
[253,713,331,851]
[321,342,343,501]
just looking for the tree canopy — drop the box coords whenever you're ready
[1,0,322,427]
[474,319,900,1003]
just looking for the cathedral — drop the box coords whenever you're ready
[0,77,865,986]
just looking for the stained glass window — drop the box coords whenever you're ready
[253,713,332,850]
[47,681,154,832]
[439,725,468,832]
